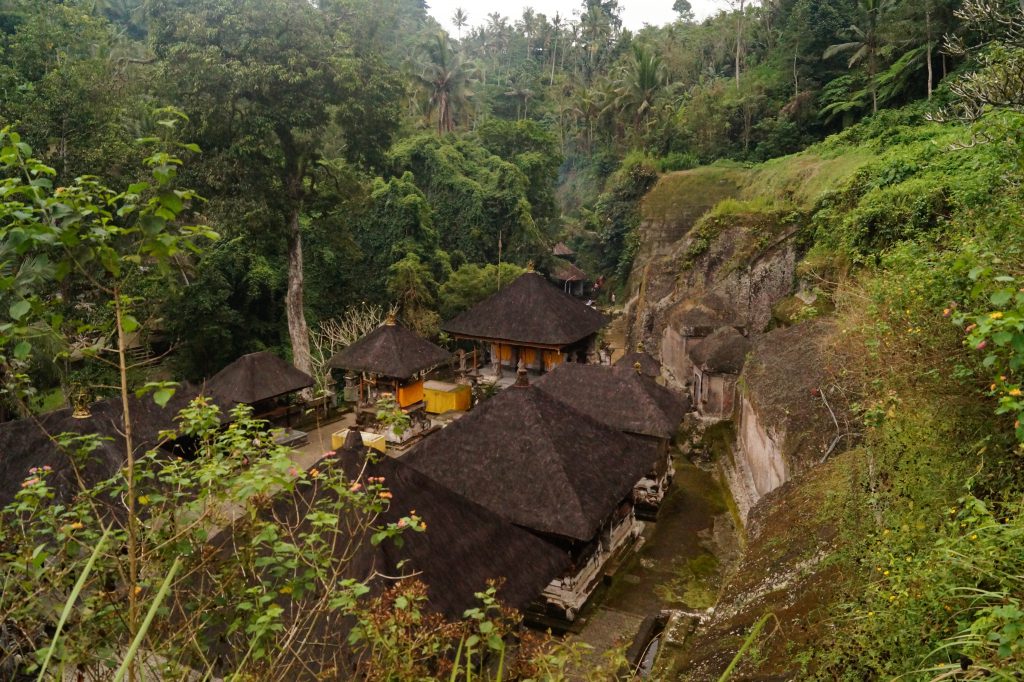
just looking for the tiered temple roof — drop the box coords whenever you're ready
[328,321,450,380]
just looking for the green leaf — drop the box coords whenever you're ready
[153,388,174,408]
[121,315,139,334]
[13,341,30,360]
[991,290,1013,306]
[9,300,30,320]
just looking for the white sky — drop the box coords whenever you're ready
[428,0,729,34]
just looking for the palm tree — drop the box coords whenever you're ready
[824,0,894,114]
[611,44,669,137]
[417,32,478,134]
[452,7,468,41]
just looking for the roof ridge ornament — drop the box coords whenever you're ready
[633,361,643,374]
[526,260,535,272]
[385,310,397,326]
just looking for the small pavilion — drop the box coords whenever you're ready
[403,368,655,621]
[442,270,606,374]
[535,363,688,510]
[327,316,450,409]
[205,351,314,436]
[550,260,588,297]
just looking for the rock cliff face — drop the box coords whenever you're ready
[625,164,862,678]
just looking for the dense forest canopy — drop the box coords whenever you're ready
[0,0,989,389]
[3,0,1024,677]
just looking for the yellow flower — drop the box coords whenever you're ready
[138,495,150,505]
[279,586,293,595]
[68,522,84,530]
[990,311,1004,319]
[970,534,978,540]
[1009,388,1022,397]
[883,570,890,576]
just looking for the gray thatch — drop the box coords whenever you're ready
[688,327,751,374]
[328,322,450,379]
[549,260,587,283]
[0,384,221,508]
[206,351,313,405]
[535,363,687,440]
[442,272,606,347]
[552,242,575,257]
[614,345,661,379]
[402,381,656,542]
[669,293,746,337]
[189,435,568,677]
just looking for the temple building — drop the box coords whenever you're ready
[688,326,752,420]
[328,317,450,410]
[442,270,606,374]
[189,430,568,679]
[535,363,688,511]
[403,369,655,621]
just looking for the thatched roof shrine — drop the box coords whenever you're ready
[402,379,656,542]
[0,384,222,507]
[552,242,575,257]
[177,433,570,678]
[206,351,314,405]
[442,271,605,348]
[550,260,587,283]
[688,327,752,375]
[614,344,662,379]
[534,364,687,440]
[328,321,450,379]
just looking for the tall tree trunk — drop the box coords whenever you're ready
[550,39,558,85]
[286,204,312,379]
[735,0,745,89]
[793,45,799,98]
[926,4,934,100]
[278,126,313,381]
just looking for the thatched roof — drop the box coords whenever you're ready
[688,327,751,375]
[328,321,450,380]
[535,364,687,440]
[442,272,606,347]
[0,384,221,507]
[552,242,575,257]
[402,380,656,542]
[669,293,746,337]
[614,345,661,379]
[550,260,587,283]
[206,351,313,405]
[189,435,568,677]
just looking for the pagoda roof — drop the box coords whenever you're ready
[535,363,687,440]
[550,260,587,283]
[552,242,575,257]
[403,380,656,542]
[0,384,226,508]
[328,321,449,379]
[206,351,314,405]
[442,272,605,347]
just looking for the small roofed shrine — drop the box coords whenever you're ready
[403,368,656,621]
[0,384,224,508]
[328,315,450,409]
[442,270,606,374]
[688,326,751,420]
[662,293,746,385]
[205,351,314,437]
[549,260,588,297]
[535,363,688,510]
[186,431,569,679]
[614,342,662,380]
[552,241,575,258]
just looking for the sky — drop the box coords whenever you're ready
[427,0,729,35]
